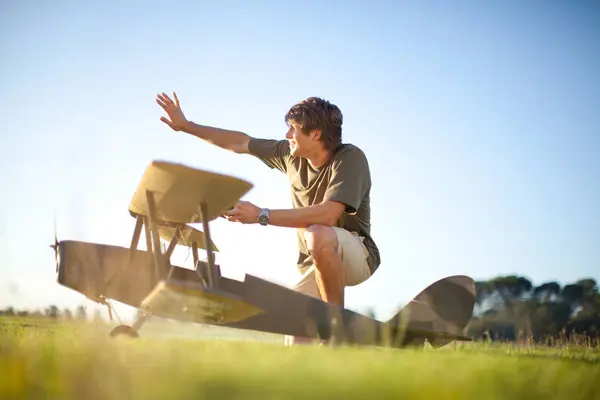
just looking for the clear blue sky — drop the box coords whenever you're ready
[1,0,598,321]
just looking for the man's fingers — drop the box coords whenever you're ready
[224,215,241,223]
[226,203,241,214]
[157,92,180,108]
[156,94,169,108]
[158,93,173,107]
[156,98,170,112]
[161,92,174,105]
[225,209,238,217]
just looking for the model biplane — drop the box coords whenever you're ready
[51,160,476,348]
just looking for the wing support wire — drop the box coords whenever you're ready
[98,295,123,325]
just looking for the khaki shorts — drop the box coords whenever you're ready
[292,227,371,300]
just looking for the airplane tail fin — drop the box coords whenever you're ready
[383,276,477,348]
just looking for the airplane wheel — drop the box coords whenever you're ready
[109,325,139,338]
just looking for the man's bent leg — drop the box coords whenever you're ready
[286,226,371,346]
[307,226,372,346]
[331,227,371,287]
[304,225,344,307]
[304,225,372,302]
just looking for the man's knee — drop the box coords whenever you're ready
[304,225,338,259]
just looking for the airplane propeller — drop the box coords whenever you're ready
[50,213,60,272]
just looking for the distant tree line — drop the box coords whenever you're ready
[468,276,599,343]
[0,305,104,322]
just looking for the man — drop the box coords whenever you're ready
[156,92,380,343]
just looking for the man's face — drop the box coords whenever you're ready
[285,124,316,157]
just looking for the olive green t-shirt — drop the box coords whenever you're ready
[248,138,380,275]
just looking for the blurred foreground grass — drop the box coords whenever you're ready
[1,317,599,399]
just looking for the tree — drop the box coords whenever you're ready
[62,308,73,320]
[45,305,59,319]
[3,307,16,316]
[533,281,561,303]
[562,278,598,317]
[75,305,87,321]
[470,275,600,343]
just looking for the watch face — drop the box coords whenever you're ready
[258,209,269,225]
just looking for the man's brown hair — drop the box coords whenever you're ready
[285,97,343,152]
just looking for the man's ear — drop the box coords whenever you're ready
[311,129,322,141]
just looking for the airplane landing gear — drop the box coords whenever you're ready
[109,324,139,338]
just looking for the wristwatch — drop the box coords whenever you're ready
[257,208,270,226]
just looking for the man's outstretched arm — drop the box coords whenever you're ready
[182,122,251,154]
[225,200,346,228]
[156,92,250,154]
[268,201,346,228]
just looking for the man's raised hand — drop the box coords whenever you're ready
[156,92,188,131]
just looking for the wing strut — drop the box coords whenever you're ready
[145,189,168,281]
[199,202,217,288]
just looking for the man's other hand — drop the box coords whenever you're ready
[224,201,261,224]
[156,92,188,131]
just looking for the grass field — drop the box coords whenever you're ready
[1,317,599,399]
